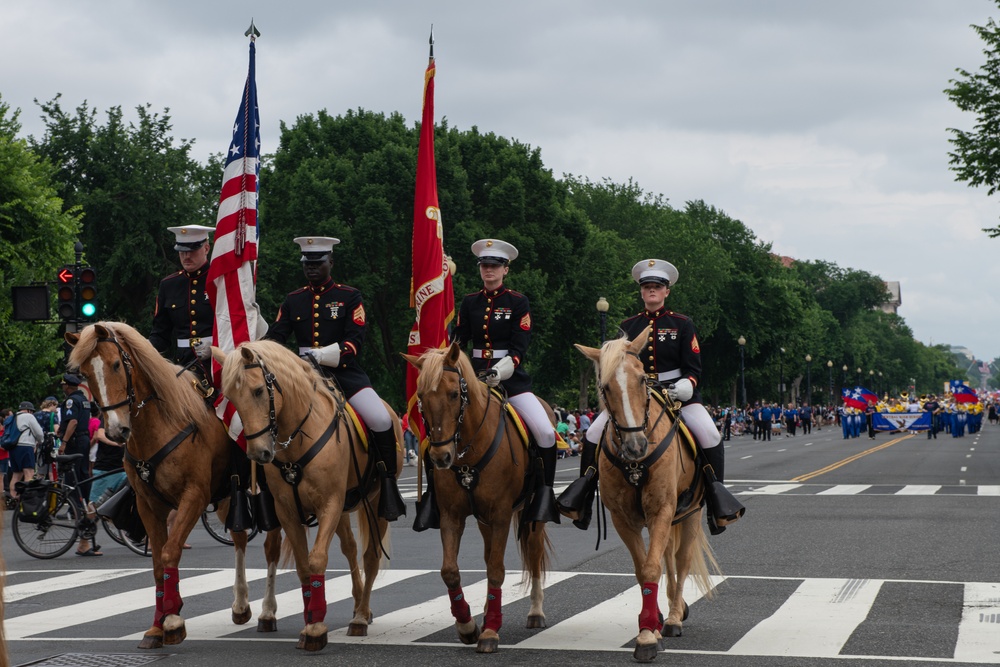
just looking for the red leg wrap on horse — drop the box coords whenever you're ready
[305,574,327,624]
[301,583,310,624]
[160,567,183,620]
[153,582,164,629]
[448,586,473,624]
[483,587,503,633]
[638,582,660,631]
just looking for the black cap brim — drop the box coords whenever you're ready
[175,241,207,252]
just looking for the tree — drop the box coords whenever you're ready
[29,96,221,331]
[0,95,82,405]
[945,2,1000,236]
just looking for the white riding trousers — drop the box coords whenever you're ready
[508,392,556,448]
[348,387,393,432]
[586,402,721,449]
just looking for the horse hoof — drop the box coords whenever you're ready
[137,634,163,650]
[661,623,682,637]
[299,631,329,652]
[257,618,277,633]
[526,614,546,629]
[633,641,659,662]
[232,608,252,625]
[347,622,368,637]
[163,625,187,646]
[682,601,689,621]
[476,636,499,653]
[457,621,480,645]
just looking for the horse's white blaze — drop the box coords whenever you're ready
[614,363,642,428]
[90,356,124,433]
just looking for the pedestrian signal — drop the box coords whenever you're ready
[56,266,76,321]
[78,267,97,318]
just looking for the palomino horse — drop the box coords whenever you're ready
[66,322,282,648]
[219,340,402,652]
[403,343,553,654]
[575,329,718,663]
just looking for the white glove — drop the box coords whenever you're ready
[485,356,516,387]
[667,378,694,402]
[192,338,212,361]
[306,343,341,368]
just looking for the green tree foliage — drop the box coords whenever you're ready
[0,96,81,406]
[29,96,221,331]
[945,1,1000,236]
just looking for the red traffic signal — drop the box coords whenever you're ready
[56,265,76,321]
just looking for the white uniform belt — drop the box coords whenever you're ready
[649,369,682,382]
[177,336,212,349]
[472,349,508,359]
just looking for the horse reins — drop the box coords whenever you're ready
[242,356,314,450]
[92,336,156,413]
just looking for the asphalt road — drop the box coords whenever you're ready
[4,421,999,667]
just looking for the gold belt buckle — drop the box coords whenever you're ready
[647,373,657,381]
[482,349,493,359]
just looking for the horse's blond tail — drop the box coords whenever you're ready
[668,516,721,600]
[516,512,553,590]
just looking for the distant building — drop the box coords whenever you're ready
[881,281,901,315]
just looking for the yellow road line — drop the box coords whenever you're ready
[791,434,914,482]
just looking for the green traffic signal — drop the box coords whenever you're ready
[79,267,97,319]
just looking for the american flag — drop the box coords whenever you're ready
[206,35,262,447]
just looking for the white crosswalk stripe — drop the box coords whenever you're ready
[7,569,1000,661]
[734,482,1000,496]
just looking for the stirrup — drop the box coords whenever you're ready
[378,466,407,521]
[524,486,561,524]
[555,466,597,517]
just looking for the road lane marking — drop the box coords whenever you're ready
[955,582,1000,662]
[791,435,913,482]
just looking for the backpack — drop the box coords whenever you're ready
[1,413,25,451]
[16,479,53,524]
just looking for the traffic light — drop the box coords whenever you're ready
[56,266,76,321]
[78,266,97,319]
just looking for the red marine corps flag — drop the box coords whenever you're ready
[206,22,264,448]
[407,28,455,444]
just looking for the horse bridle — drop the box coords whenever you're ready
[241,354,313,450]
[421,365,470,451]
[599,351,651,444]
[92,336,156,413]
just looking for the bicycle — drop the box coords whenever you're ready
[200,505,260,546]
[11,454,149,559]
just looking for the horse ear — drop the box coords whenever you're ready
[400,352,424,370]
[239,346,255,364]
[574,343,601,364]
[94,323,110,338]
[446,342,462,365]
[210,346,227,366]
[629,327,651,355]
[65,332,80,348]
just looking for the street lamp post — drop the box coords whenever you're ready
[738,336,746,407]
[842,364,848,389]
[805,354,812,406]
[878,371,883,396]
[857,367,862,386]
[827,360,833,403]
[596,297,609,345]
[779,347,785,406]
[869,369,875,394]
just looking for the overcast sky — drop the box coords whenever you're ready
[4,1,999,363]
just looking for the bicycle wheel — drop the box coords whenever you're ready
[101,516,127,546]
[201,509,259,545]
[121,528,152,557]
[12,492,81,559]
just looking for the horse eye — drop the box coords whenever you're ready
[113,360,121,372]
[450,390,460,400]
[253,387,264,399]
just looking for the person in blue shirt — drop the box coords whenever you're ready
[783,404,797,437]
[800,403,813,434]
[759,402,773,441]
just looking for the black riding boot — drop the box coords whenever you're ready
[413,456,440,532]
[702,442,746,536]
[524,445,560,524]
[556,435,598,530]
[373,428,407,521]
